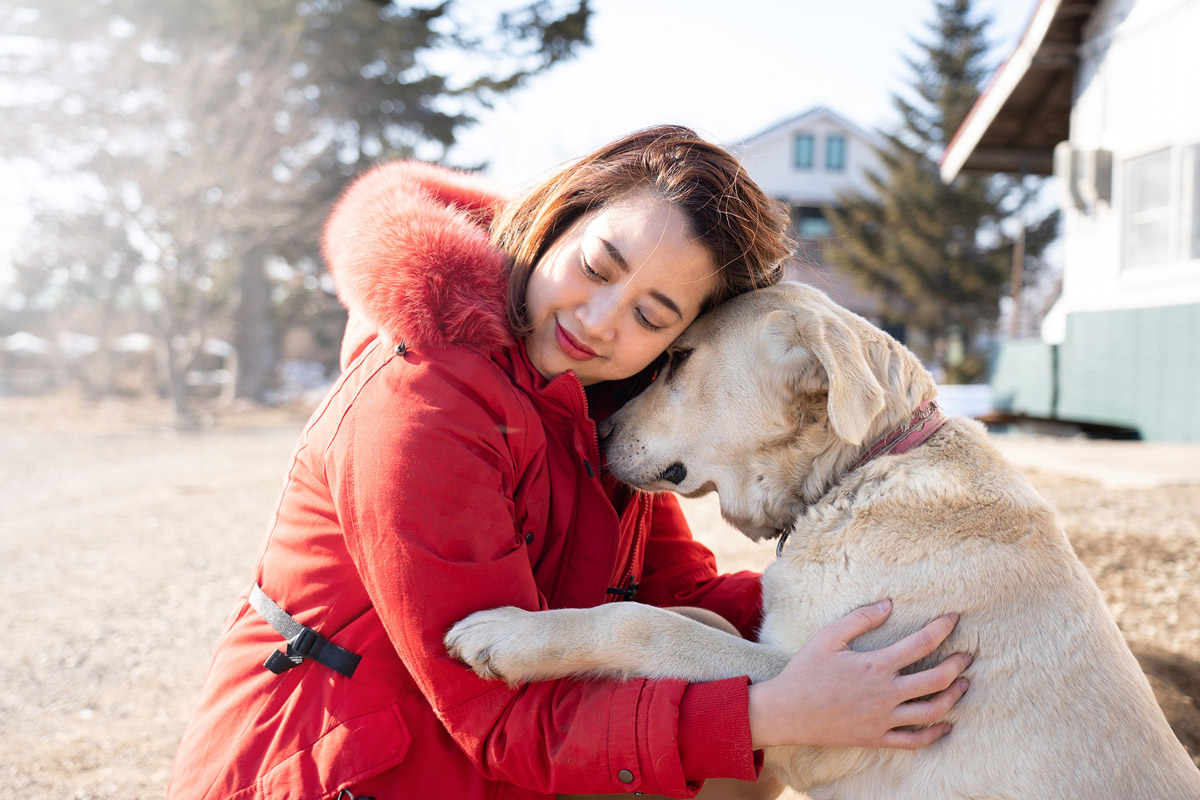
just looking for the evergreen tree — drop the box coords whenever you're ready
[825,0,1058,382]
[0,0,589,421]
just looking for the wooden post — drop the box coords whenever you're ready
[1010,219,1026,339]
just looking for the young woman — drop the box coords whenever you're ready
[168,126,970,800]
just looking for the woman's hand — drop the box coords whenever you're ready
[747,599,971,750]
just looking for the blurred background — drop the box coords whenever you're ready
[6,0,1194,440]
[2,1,1199,797]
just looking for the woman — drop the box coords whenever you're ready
[168,126,969,800]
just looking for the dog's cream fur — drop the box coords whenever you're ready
[446,283,1200,799]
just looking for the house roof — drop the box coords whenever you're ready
[940,0,1100,181]
[736,105,885,150]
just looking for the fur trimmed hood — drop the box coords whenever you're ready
[322,161,515,354]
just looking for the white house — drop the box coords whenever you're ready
[942,0,1200,441]
[731,106,889,321]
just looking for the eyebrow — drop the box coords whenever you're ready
[598,236,684,321]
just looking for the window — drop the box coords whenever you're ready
[1124,149,1172,269]
[793,206,832,239]
[1184,144,1200,260]
[793,133,814,170]
[826,134,846,171]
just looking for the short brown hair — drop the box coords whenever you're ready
[492,125,793,336]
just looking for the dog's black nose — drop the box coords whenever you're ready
[598,418,616,444]
[660,462,687,485]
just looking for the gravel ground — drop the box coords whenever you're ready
[2,395,1198,798]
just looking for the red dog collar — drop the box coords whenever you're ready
[849,399,946,473]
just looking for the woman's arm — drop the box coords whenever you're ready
[330,349,757,796]
[635,492,764,638]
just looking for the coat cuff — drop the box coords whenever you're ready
[677,677,762,782]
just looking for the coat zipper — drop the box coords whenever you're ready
[607,492,647,602]
[571,379,641,604]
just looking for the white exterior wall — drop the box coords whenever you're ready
[731,110,885,206]
[1050,0,1200,337]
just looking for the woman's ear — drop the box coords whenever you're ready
[758,305,886,446]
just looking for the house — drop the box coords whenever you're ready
[941,0,1200,441]
[731,106,890,324]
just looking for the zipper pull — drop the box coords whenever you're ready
[605,580,639,600]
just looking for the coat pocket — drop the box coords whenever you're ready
[257,702,411,800]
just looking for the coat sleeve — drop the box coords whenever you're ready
[328,351,759,797]
[635,493,765,640]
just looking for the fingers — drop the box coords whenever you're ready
[891,677,970,729]
[874,678,968,750]
[878,612,959,668]
[897,651,973,699]
[879,721,954,751]
[818,599,893,648]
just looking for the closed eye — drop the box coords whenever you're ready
[579,253,604,281]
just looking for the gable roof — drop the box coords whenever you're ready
[736,105,886,150]
[940,0,1101,181]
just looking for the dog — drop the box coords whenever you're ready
[446,282,1200,798]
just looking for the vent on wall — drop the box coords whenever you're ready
[1053,142,1113,211]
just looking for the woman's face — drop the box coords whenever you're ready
[524,190,720,386]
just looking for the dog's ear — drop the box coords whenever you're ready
[759,305,887,446]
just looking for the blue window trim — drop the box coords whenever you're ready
[794,133,814,170]
[826,134,846,171]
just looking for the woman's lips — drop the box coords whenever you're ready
[554,322,597,361]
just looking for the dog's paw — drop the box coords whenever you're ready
[445,606,540,684]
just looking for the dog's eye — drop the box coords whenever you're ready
[665,347,693,378]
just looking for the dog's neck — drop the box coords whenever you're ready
[771,399,946,555]
[848,399,946,471]
[735,339,942,545]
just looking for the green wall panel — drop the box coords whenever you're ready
[1058,303,1200,441]
[989,339,1056,418]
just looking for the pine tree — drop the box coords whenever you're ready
[826,0,1058,382]
[1,0,590,422]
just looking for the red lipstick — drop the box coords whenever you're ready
[554,321,597,361]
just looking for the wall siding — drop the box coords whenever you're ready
[1057,303,1200,440]
[990,339,1057,418]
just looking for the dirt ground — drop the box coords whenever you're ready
[2,394,1198,798]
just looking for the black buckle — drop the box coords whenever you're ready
[290,626,322,660]
[264,647,303,674]
[250,582,361,678]
[263,625,323,674]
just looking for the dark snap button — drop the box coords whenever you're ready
[524,531,534,545]
[584,460,594,478]
[617,769,634,784]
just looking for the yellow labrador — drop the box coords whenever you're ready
[446,282,1200,798]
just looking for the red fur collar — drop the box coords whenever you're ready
[322,161,515,353]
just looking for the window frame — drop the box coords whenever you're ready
[793,132,814,171]
[1121,142,1200,270]
[825,134,846,171]
[1182,143,1200,261]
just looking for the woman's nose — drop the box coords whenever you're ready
[576,295,619,341]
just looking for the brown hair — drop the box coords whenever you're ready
[492,125,794,336]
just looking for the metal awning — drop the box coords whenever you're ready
[940,0,1100,181]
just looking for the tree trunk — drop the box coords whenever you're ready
[160,334,197,429]
[234,245,278,403]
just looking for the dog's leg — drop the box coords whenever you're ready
[445,604,790,685]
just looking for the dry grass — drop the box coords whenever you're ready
[1,395,1197,797]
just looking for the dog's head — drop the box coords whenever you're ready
[601,282,936,540]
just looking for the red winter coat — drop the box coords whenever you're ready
[168,162,764,800]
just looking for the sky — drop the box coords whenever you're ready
[0,0,1039,281]
[447,0,1038,192]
